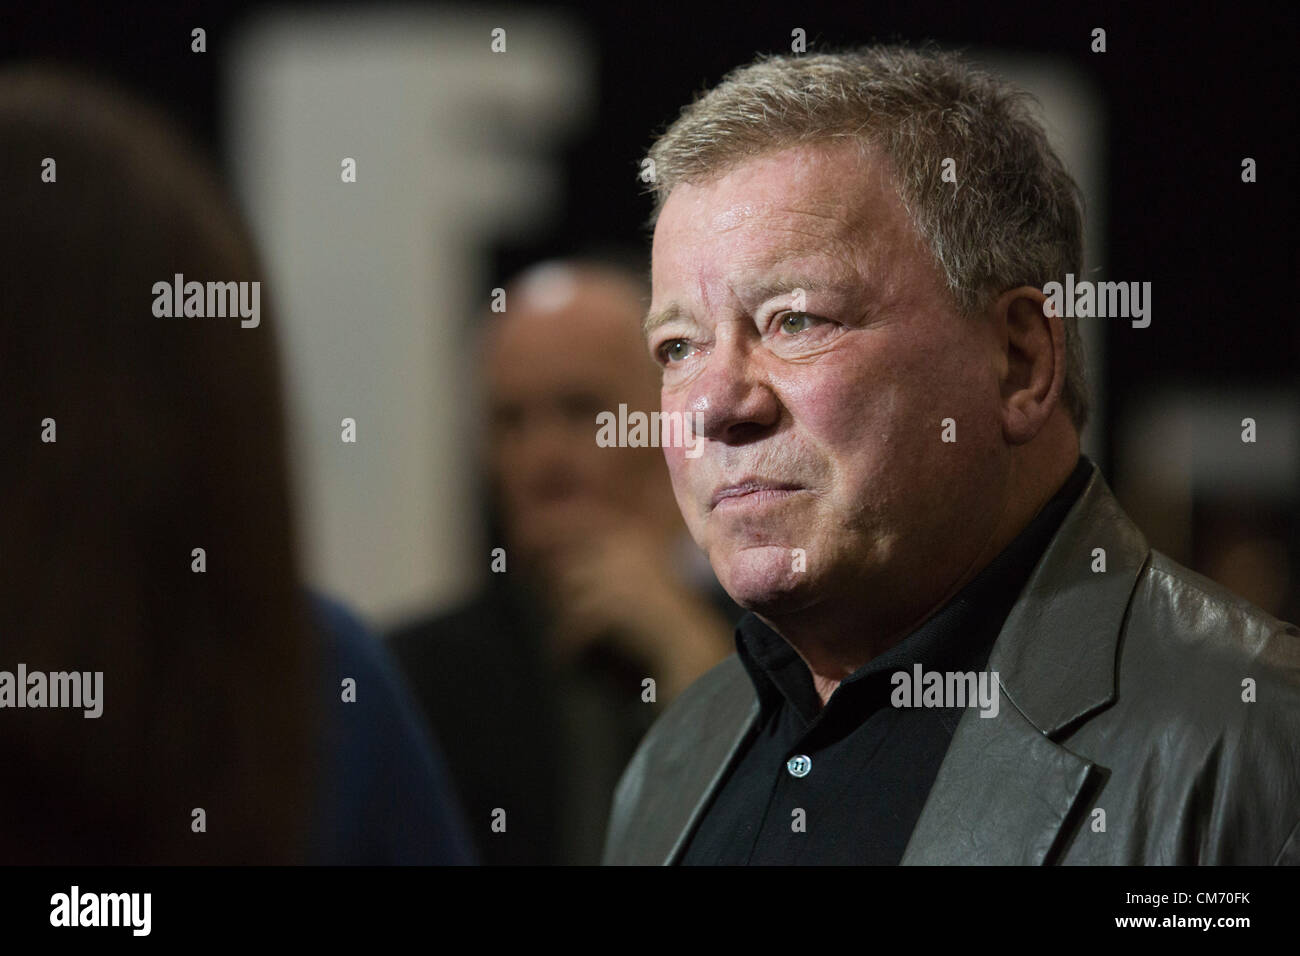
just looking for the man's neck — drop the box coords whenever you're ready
[763,449,1081,708]
[763,540,1000,707]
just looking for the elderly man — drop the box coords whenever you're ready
[603,47,1300,865]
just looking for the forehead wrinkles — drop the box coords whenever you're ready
[652,149,895,318]
[713,200,868,283]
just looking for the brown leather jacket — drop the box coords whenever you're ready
[603,465,1300,864]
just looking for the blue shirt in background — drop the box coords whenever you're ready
[307,592,477,865]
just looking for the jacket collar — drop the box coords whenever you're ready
[900,464,1149,863]
[991,463,1149,737]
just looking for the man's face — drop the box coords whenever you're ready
[647,142,1009,618]
[486,269,669,575]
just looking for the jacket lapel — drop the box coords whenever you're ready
[660,691,760,864]
[902,466,1149,864]
[900,691,1096,864]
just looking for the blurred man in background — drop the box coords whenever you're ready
[389,259,737,864]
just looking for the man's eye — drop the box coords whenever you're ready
[659,339,693,363]
[779,312,818,334]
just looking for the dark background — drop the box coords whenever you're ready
[5,0,1295,470]
[5,0,1297,612]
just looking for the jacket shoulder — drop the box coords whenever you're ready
[1128,551,1300,777]
[1138,549,1300,670]
[646,653,754,748]
[1063,551,1300,863]
[602,654,756,864]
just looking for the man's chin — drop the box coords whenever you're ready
[712,546,818,614]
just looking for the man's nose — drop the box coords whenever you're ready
[686,337,780,444]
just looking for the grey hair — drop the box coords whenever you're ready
[645,45,1091,432]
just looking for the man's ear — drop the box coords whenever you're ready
[991,285,1066,445]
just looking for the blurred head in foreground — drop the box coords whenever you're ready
[0,66,315,864]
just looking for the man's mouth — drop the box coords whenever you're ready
[710,479,804,511]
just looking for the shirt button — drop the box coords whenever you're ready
[787,754,812,778]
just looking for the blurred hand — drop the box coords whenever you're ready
[546,518,732,700]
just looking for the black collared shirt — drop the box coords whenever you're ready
[680,456,1093,865]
